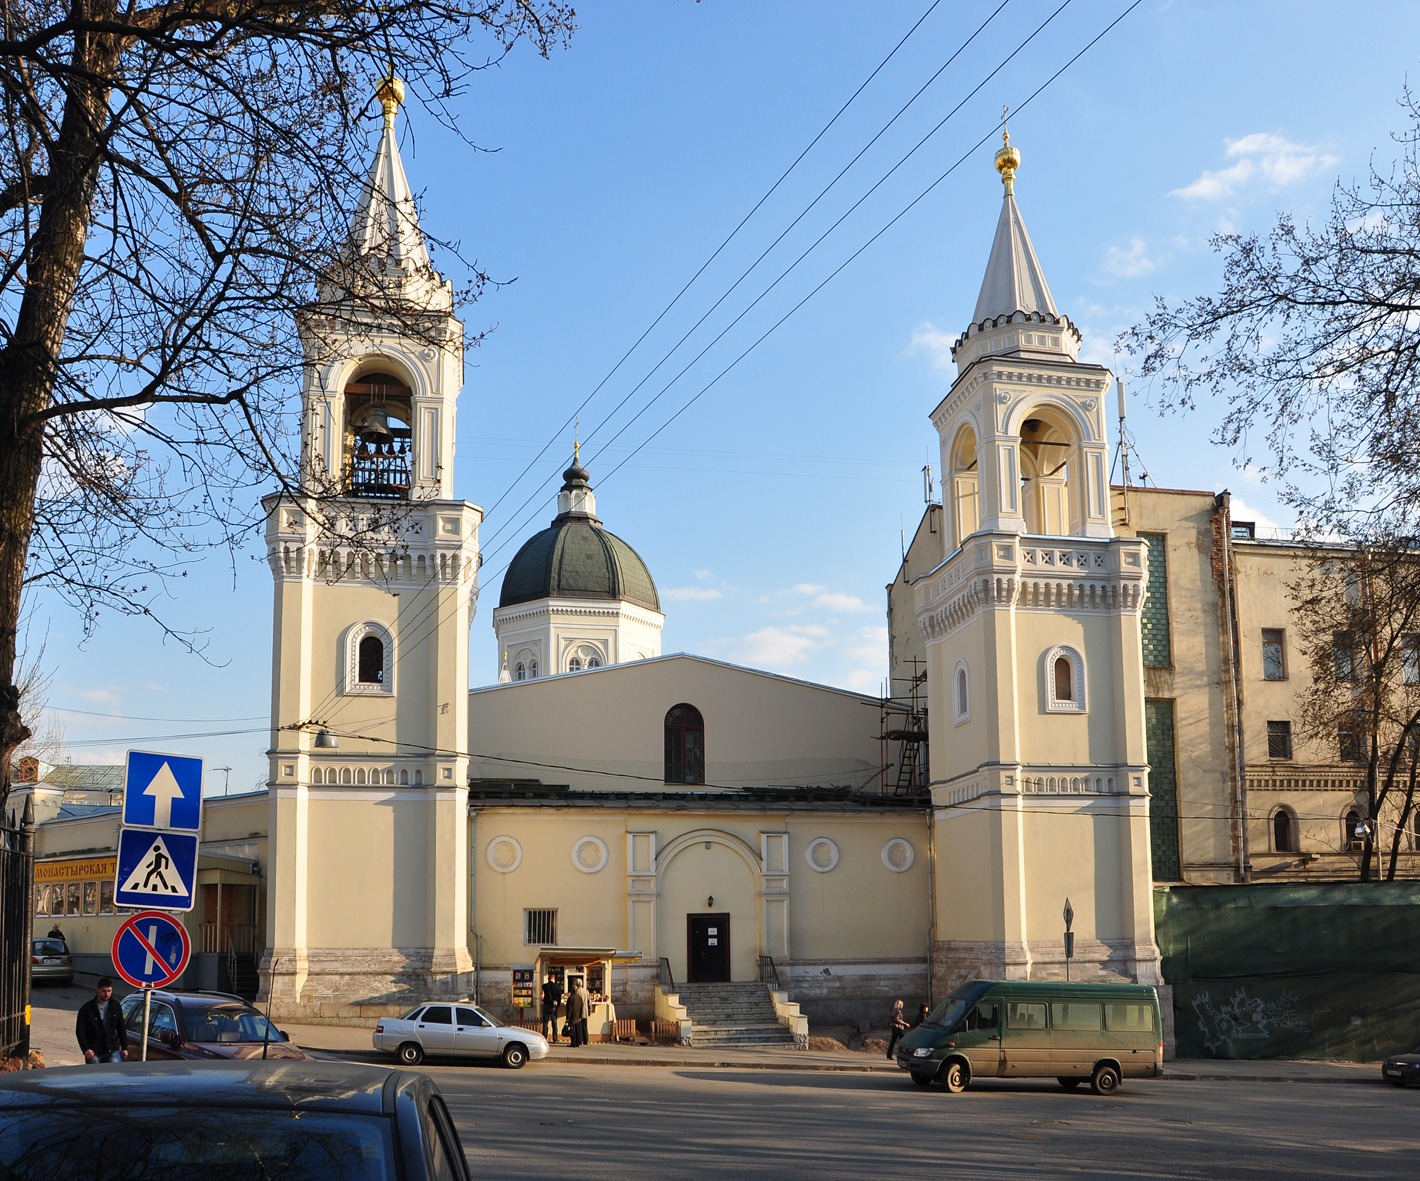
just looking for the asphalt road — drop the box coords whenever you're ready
[422,1059,1418,1181]
[24,983,1418,1179]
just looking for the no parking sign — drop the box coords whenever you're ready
[110,910,191,989]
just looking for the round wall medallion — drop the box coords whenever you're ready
[805,837,840,873]
[882,838,915,873]
[571,836,609,874]
[486,836,522,873]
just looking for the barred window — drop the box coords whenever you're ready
[525,909,557,946]
[1267,720,1293,760]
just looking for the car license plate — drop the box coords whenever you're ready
[1384,1067,1401,1076]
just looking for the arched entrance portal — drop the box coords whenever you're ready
[656,830,763,985]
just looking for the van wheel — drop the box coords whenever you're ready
[397,1042,424,1066]
[1057,1077,1083,1090]
[941,1060,969,1094]
[1090,1064,1120,1095]
[910,1072,933,1087]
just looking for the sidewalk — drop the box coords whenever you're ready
[279,1020,1383,1084]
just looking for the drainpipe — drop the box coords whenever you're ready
[1214,492,1250,882]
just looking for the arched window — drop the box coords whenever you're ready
[587,655,603,668]
[358,635,384,684]
[953,661,970,724]
[530,659,540,679]
[344,371,413,499]
[1344,809,1365,850]
[514,662,527,682]
[342,622,394,696]
[1271,807,1298,853]
[1044,646,1085,713]
[665,704,705,785]
[569,656,583,672]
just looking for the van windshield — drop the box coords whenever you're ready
[923,999,968,1029]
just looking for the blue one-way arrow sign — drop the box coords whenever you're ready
[123,750,203,832]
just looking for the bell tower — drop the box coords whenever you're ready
[917,132,1160,991]
[260,78,482,1016]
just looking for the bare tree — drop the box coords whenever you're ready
[0,1,575,807]
[1289,527,1420,880]
[1122,88,1420,536]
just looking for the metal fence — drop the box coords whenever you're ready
[0,797,35,1060]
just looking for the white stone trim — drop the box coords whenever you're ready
[486,836,523,873]
[953,660,971,725]
[1044,644,1085,713]
[882,839,915,873]
[805,837,839,872]
[571,836,609,874]
[340,620,395,697]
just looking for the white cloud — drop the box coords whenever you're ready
[1102,236,1158,278]
[1171,133,1338,202]
[78,688,123,708]
[728,625,827,668]
[662,586,723,602]
[811,591,872,612]
[907,322,956,371]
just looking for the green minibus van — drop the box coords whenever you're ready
[894,980,1162,1095]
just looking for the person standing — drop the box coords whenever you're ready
[540,973,564,1043]
[913,1002,931,1027]
[574,978,592,1047]
[885,998,909,1059]
[47,923,65,944]
[76,978,128,1064]
[564,977,588,1047]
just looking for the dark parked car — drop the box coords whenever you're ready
[29,937,73,985]
[0,1060,470,1180]
[1382,1045,1420,1086]
[119,988,310,1061]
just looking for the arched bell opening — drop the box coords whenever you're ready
[949,423,980,551]
[1018,411,1077,536]
[344,371,413,498]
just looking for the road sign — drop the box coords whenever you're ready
[111,911,191,989]
[123,750,203,832]
[115,829,199,911]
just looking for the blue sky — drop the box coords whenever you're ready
[25,0,1420,793]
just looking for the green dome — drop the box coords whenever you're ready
[498,458,659,612]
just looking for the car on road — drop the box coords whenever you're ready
[119,988,311,1061]
[1382,1044,1420,1086]
[373,1001,549,1068]
[29,938,73,985]
[0,1059,469,1180]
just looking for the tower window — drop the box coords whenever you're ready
[358,635,384,684]
[665,703,705,785]
[953,661,970,724]
[1044,646,1085,713]
[342,621,394,696]
[343,372,413,499]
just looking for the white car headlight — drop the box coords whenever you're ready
[913,1047,932,1057]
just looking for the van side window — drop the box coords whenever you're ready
[959,1001,998,1031]
[1105,1002,1156,1032]
[1006,1002,1046,1030]
[1050,1001,1102,1031]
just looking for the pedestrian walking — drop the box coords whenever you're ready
[885,998,909,1059]
[76,978,128,1064]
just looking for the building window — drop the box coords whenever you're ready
[357,635,384,684]
[1271,807,1298,853]
[524,909,557,945]
[1403,635,1420,686]
[514,662,526,681]
[1334,632,1356,683]
[1412,811,1420,851]
[1044,646,1085,713]
[1344,809,1365,851]
[342,621,394,696]
[1146,699,1182,881]
[1338,722,1363,764]
[529,659,539,679]
[569,657,583,672]
[665,703,705,785]
[953,662,970,724]
[1139,533,1172,668]
[587,655,602,668]
[1267,720,1293,760]
[1262,629,1286,681]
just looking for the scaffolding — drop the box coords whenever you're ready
[880,661,928,798]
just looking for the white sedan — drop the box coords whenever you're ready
[373,1002,550,1068]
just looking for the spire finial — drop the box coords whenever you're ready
[573,419,580,464]
[376,75,405,130]
[994,107,1020,195]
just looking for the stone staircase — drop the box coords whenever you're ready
[680,982,795,1047]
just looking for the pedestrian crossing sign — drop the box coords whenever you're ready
[114,828,198,912]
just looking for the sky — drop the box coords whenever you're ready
[22,0,1420,795]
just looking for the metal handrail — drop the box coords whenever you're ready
[657,956,676,993]
[757,955,780,989]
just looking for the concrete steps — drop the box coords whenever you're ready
[680,982,795,1047]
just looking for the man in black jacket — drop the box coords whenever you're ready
[75,978,129,1064]
[540,973,564,1043]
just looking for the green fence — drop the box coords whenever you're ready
[1156,882,1420,1060]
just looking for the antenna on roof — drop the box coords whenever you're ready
[922,463,934,505]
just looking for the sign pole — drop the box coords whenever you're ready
[141,985,152,1062]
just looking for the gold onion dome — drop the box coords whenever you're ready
[995,128,1021,195]
[376,75,405,127]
